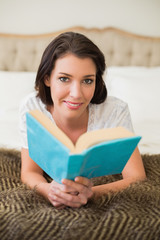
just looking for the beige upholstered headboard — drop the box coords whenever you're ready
[0,26,160,71]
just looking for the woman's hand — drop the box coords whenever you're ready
[48,177,93,208]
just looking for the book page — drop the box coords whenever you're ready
[74,127,135,153]
[29,110,135,154]
[29,110,75,152]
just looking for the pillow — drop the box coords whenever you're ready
[105,67,160,154]
[0,71,36,149]
[0,71,36,113]
[105,67,160,123]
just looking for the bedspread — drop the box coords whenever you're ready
[0,149,160,240]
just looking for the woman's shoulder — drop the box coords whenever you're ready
[106,95,127,106]
[19,91,44,112]
[90,96,128,113]
[19,91,47,120]
[20,91,38,105]
[88,96,129,130]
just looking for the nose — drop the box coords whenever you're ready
[69,81,82,99]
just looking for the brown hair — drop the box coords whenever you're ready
[35,32,107,105]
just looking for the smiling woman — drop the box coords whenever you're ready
[19,31,146,209]
[44,54,96,129]
[35,32,107,106]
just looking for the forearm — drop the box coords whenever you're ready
[21,172,50,200]
[92,147,146,197]
[92,177,145,196]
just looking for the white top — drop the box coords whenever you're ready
[19,91,133,149]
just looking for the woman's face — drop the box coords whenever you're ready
[45,53,96,122]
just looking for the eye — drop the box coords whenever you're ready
[59,77,69,82]
[83,79,94,85]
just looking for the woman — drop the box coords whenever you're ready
[19,32,146,209]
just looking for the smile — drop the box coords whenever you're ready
[64,101,83,109]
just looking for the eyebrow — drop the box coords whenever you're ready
[59,72,96,78]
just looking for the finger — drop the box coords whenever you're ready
[50,180,65,190]
[48,193,66,208]
[75,177,93,187]
[50,180,93,207]
[51,183,76,195]
[50,188,88,206]
[51,180,77,193]
[61,180,93,201]
[50,185,92,208]
[52,194,85,208]
[62,178,92,194]
[50,184,81,208]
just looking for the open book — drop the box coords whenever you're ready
[26,110,141,183]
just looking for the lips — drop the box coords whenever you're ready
[64,101,83,109]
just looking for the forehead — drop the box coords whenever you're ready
[53,53,96,72]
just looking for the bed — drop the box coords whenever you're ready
[0,26,160,239]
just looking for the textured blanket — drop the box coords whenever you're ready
[0,149,160,240]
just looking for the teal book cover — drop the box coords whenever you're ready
[26,111,141,183]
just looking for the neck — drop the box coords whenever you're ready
[57,110,88,130]
[47,105,89,144]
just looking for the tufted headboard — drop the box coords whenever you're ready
[0,26,160,71]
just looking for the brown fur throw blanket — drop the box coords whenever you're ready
[0,149,160,240]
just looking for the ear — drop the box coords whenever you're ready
[44,75,50,87]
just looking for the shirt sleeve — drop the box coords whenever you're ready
[100,96,134,132]
[19,92,50,149]
[114,103,134,132]
[19,99,29,149]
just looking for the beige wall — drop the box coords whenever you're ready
[0,0,160,36]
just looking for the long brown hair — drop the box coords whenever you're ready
[35,32,107,105]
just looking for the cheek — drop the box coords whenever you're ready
[50,84,68,100]
[84,85,96,101]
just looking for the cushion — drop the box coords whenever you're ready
[0,71,36,148]
[105,67,160,154]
